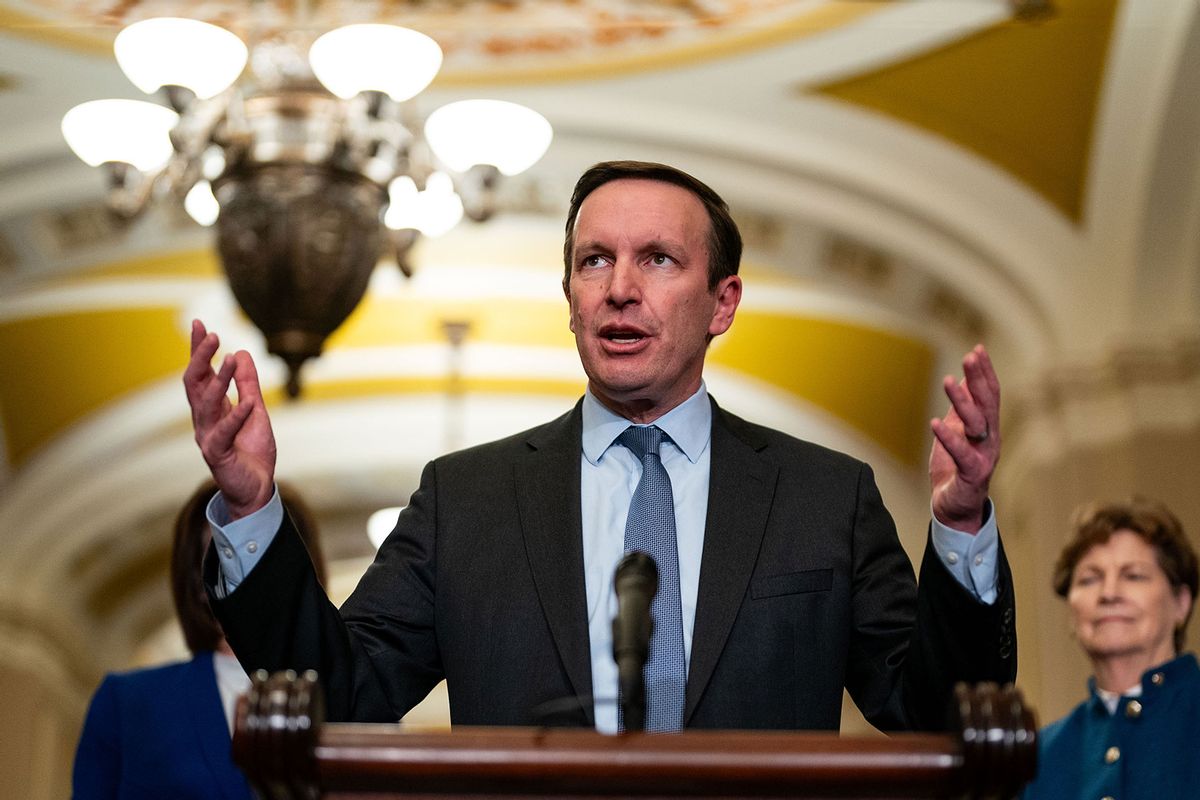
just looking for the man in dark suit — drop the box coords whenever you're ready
[187,161,1013,732]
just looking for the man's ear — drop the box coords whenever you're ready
[563,277,575,333]
[708,275,742,338]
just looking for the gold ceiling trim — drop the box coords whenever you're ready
[0,6,111,56]
[79,249,222,281]
[0,307,187,466]
[816,0,1119,222]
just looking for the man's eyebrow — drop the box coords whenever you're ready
[639,238,687,254]
[572,239,607,254]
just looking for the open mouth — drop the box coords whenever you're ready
[605,332,644,344]
[599,325,649,346]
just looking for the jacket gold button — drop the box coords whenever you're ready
[1151,672,1165,686]
[1105,746,1120,764]
[1126,699,1142,718]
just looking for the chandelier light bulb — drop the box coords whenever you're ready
[115,17,248,99]
[419,172,465,236]
[61,99,179,171]
[385,173,464,237]
[424,100,553,176]
[309,24,443,102]
[384,176,420,231]
[184,179,220,226]
[367,506,405,550]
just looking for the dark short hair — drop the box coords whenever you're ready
[171,480,326,654]
[562,161,742,291]
[1053,497,1198,653]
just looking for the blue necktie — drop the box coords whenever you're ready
[618,425,686,732]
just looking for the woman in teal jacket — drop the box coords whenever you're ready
[1023,498,1199,800]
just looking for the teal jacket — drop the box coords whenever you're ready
[1023,653,1200,800]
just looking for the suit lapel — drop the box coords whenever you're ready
[186,652,250,800]
[684,402,778,725]
[515,402,594,724]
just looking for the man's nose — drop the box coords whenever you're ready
[606,260,641,306]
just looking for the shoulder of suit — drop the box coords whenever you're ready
[98,654,207,697]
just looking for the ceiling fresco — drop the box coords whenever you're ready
[1,0,880,77]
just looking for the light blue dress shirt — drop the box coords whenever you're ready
[208,383,1000,732]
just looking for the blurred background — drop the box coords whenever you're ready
[1,1,1198,797]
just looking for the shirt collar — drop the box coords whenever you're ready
[581,383,712,466]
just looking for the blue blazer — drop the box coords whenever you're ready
[1022,653,1200,800]
[72,651,253,800]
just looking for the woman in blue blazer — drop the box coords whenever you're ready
[1022,499,1199,800]
[72,482,324,799]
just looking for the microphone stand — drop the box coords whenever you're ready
[612,551,658,732]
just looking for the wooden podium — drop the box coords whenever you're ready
[232,671,1036,799]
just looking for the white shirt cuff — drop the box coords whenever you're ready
[930,499,999,604]
[206,486,282,595]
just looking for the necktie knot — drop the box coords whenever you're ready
[618,425,665,462]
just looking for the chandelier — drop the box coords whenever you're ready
[61,17,553,397]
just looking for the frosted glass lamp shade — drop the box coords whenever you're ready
[309,24,442,102]
[424,100,552,176]
[61,99,179,171]
[115,17,248,99]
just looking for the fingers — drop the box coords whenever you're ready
[930,416,978,478]
[942,375,987,441]
[942,345,1000,443]
[963,344,1000,424]
[189,318,207,355]
[193,353,266,470]
[184,324,219,392]
[204,391,256,464]
[183,321,259,447]
[231,350,265,408]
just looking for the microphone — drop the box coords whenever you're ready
[612,551,658,732]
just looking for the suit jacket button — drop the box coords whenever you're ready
[1104,746,1120,764]
[1126,699,1142,718]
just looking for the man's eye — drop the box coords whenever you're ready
[581,255,608,268]
[650,253,673,266]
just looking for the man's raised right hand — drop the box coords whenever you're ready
[183,319,277,520]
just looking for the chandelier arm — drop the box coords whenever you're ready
[66,16,553,397]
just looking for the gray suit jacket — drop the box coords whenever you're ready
[209,398,1016,731]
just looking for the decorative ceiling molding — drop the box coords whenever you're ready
[1003,333,1200,479]
[816,0,1119,222]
